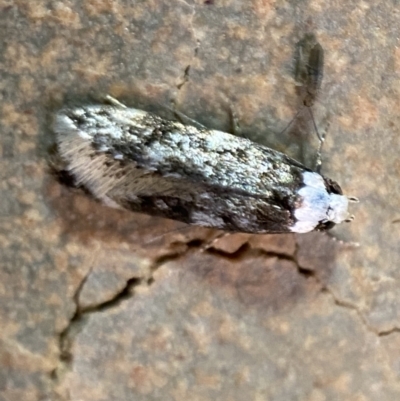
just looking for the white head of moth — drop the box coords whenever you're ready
[290,171,354,233]
[53,97,357,235]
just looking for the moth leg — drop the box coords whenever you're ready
[103,95,128,108]
[176,100,244,137]
[308,107,323,143]
[313,114,330,173]
[156,99,207,129]
[279,107,304,136]
[227,104,243,137]
[173,109,207,130]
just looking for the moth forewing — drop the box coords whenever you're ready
[54,101,352,234]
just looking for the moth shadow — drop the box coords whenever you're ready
[44,175,217,254]
[177,231,342,315]
[46,173,343,316]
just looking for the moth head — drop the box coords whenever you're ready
[291,172,358,233]
[323,177,359,229]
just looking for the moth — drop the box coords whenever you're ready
[53,96,356,234]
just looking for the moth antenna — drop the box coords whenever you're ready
[313,113,329,173]
[279,106,305,136]
[158,101,207,130]
[173,108,207,130]
[308,106,323,143]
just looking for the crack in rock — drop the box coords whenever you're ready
[324,289,381,335]
[378,327,400,337]
[293,239,386,337]
[50,233,390,399]
[50,246,192,395]
[173,0,201,104]
[177,64,192,90]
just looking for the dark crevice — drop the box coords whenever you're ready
[149,248,193,276]
[51,269,91,391]
[293,238,383,336]
[297,266,315,278]
[80,277,142,314]
[50,229,389,395]
[194,39,200,56]
[293,240,348,304]
[57,269,93,364]
[52,244,192,386]
[185,238,205,248]
[323,284,381,337]
[331,295,359,310]
[378,327,400,337]
[325,285,379,335]
[177,65,191,90]
[205,242,298,264]
[173,39,200,99]
[51,273,144,388]
[293,237,318,280]
[53,242,201,383]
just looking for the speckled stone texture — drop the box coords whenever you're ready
[1,1,400,400]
